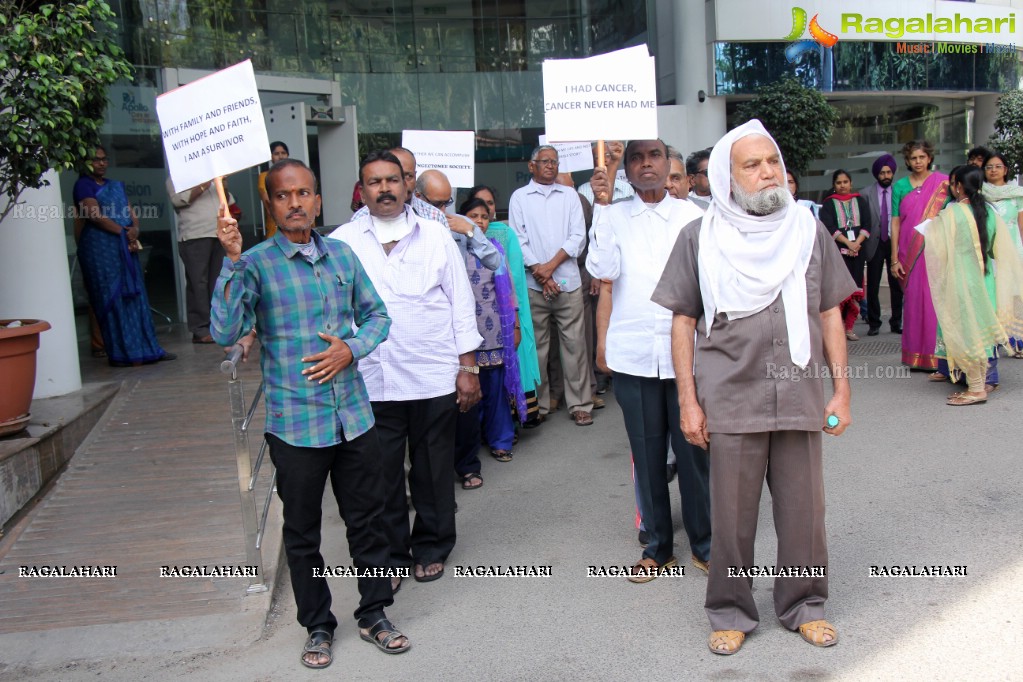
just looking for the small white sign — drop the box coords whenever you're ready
[542,45,658,143]
[538,135,594,174]
[156,60,271,193]
[401,130,476,188]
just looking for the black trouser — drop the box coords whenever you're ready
[373,394,458,568]
[866,239,903,330]
[614,373,712,564]
[266,430,392,632]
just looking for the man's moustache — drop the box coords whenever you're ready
[287,210,306,219]
[377,193,397,203]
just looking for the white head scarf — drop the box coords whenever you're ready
[698,119,818,367]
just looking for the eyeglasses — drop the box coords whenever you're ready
[984,164,1005,171]
[402,172,415,181]
[533,158,559,167]
[692,169,708,176]
[92,156,109,163]
[428,196,454,209]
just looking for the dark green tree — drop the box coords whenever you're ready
[989,89,1023,177]
[735,76,839,174]
[0,1,132,222]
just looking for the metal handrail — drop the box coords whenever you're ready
[241,382,265,433]
[255,470,277,550]
[219,346,275,594]
[220,344,244,377]
[248,438,268,492]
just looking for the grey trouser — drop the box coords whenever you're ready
[528,287,593,414]
[705,430,828,633]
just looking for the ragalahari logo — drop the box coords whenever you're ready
[784,7,839,63]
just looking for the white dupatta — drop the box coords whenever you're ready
[698,120,818,367]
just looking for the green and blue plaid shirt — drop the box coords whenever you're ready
[211,230,390,448]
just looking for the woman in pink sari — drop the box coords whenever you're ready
[890,140,949,370]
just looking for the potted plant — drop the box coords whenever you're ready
[0,2,131,406]
[0,319,51,435]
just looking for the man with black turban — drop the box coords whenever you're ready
[861,154,902,335]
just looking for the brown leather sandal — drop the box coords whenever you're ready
[571,410,593,426]
[708,630,745,655]
[946,392,987,406]
[625,555,677,583]
[798,619,838,647]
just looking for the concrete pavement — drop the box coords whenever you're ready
[1,321,1021,680]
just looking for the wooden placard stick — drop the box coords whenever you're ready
[213,176,230,220]
[595,139,608,203]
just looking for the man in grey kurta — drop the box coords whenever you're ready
[167,177,225,343]
[651,120,855,655]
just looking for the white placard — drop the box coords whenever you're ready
[542,45,658,143]
[157,60,271,193]
[401,130,476,188]
[538,135,594,174]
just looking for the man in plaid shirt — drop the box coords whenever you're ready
[212,159,410,667]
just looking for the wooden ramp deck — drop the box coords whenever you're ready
[0,335,277,636]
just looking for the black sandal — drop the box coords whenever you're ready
[461,472,483,490]
[301,629,334,669]
[360,617,410,654]
[491,449,512,462]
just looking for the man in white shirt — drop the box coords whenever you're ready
[586,139,711,581]
[329,150,482,585]
[509,146,594,425]
[351,147,499,270]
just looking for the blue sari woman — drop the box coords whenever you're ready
[73,147,171,366]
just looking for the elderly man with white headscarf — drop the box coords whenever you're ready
[652,120,856,655]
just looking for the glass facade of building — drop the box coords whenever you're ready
[714,38,1014,200]
[714,41,1019,95]
[118,1,648,165]
[66,0,648,325]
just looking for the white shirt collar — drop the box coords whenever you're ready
[628,192,674,220]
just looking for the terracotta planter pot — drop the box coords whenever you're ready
[0,319,51,436]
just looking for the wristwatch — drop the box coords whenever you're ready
[458,365,479,374]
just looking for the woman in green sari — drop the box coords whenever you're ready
[466,185,543,426]
[981,151,1023,356]
[926,166,1023,406]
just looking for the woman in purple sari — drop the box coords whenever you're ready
[450,198,527,488]
[890,140,949,370]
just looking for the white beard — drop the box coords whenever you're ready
[731,181,789,216]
